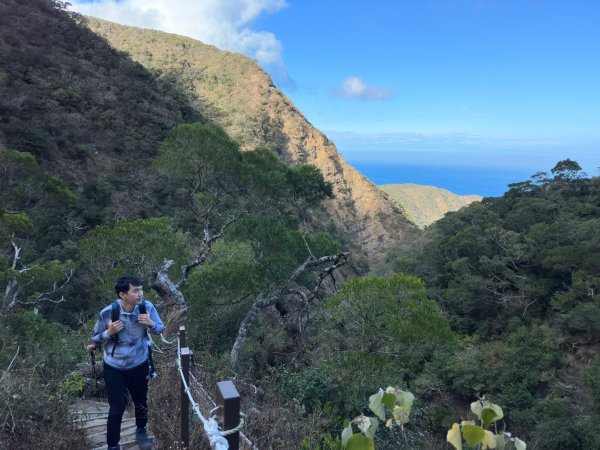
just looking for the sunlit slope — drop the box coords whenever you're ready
[381,183,482,228]
[86,18,415,264]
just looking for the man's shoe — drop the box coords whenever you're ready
[107,445,120,450]
[136,427,152,450]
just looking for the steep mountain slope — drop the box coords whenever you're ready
[85,18,414,264]
[0,0,200,221]
[381,183,482,228]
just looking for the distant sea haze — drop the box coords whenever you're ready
[350,162,537,197]
[338,142,598,198]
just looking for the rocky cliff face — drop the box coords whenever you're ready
[87,19,414,264]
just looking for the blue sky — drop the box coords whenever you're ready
[71,0,599,195]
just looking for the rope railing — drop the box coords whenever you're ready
[176,338,229,450]
[188,373,258,450]
[174,325,258,450]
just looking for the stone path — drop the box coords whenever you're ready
[69,399,156,450]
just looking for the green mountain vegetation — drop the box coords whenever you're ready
[384,160,600,449]
[84,17,414,266]
[381,183,482,228]
[0,1,598,449]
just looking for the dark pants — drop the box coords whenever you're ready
[104,361,149,447]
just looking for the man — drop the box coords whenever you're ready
[89,275,164,450]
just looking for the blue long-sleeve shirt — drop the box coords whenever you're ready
[91,299,164,370]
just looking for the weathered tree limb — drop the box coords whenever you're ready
[149,259,186,308]
[149,208,247,333]
[290,252,349,282]
[230,252,349,368]
[2,243,74,316]
[176,210,246,290]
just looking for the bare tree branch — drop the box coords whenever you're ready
[0,347,19,384]
[2,244,75,315]
[10,241,20,270]
[15,269,74,307]
[291,252,349,282]
[230,251,349,368]
[176,210,247,290]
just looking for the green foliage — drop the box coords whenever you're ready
[78,217,191,300]
[0,310,86,442]
[322,275,454,400]
[0,147,77,316]
[152,124,333,241]
[447,399,526,450]
[394,162,600,338]
[385,161,600,447]
[277,365,340,415]
[582,356,600,410]
[281,274,455,426]
[340,387,414,450]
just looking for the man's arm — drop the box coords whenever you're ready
[147,302,164,335]
[90,310,121,346]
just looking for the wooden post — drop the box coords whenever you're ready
[180,347,190,449]
[179,325,186,349]
[216,380,240,450]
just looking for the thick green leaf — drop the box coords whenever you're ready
[495,432,506,450]
[462,424,485,447]
[471,400,504,427]
[382,392,396,409]
[481,408,499,427]
[471,400,503,423]
[514,437,526,450]
[447,423,462,450]
[346,434,373,450]
[368,389,385,420]
[341,422,353,446]
[401,391,415,410]
[482,430,497,450]
[392,405,411,425]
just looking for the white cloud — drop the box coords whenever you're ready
[338,76,395,100]
[68,0,288,65]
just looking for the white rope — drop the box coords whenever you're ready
[147,333,164,354]
[160,333,178,345]
[177,339,229,450]
[189,372,259,450]
[177,338,260,450]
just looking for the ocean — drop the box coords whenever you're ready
[347,162,539,197]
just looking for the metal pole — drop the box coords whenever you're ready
[216,380,240,450]
[180,347,190,449]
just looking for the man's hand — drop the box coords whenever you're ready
[138,313,154,329]
[86,343,98,352]
[108,319,123,336]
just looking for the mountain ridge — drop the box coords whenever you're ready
[85,18,415,265]
[381,183,482,228]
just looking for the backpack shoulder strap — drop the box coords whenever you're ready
[110,301,120,356]
[111,301,120,322]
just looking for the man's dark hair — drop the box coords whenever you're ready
[115,275,143,296]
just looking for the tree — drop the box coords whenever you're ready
[107,123,345,365]
[0,147,75,316]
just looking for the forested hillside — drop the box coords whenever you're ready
[385,160,600,449]
[84,18,414,265]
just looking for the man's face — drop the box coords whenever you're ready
[120,284,143,306]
